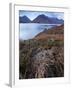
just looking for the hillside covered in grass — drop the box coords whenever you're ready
[35,24,64,40]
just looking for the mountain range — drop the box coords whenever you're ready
[19,14,64,24]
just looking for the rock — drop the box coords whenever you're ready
[23,46,64,78]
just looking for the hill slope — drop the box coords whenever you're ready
[34,24,64,40]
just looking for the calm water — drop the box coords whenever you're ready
[19,23,60,40]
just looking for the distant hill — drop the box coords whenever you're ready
[32,14,64,24]
[19,14,64,24]
[34,24,64,40]
[19,16,31,23]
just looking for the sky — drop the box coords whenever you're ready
[19,10,64,21]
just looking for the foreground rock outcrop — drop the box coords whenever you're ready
[31,46,64,78]
[19,46,64,79]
